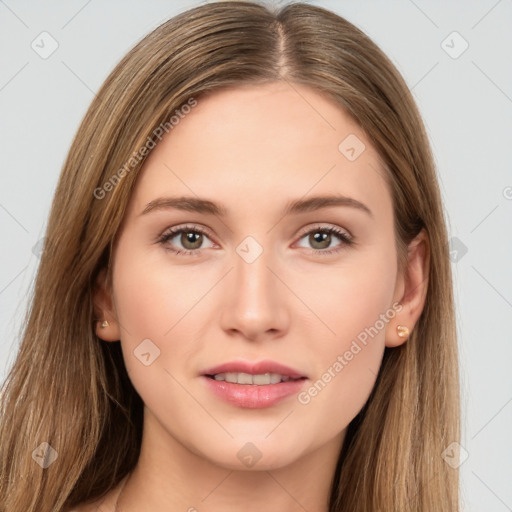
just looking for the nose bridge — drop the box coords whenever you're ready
[234,234,276,308]
[220,234,288,339]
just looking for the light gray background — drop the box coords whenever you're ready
[1,1,511,510]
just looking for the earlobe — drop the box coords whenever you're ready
[93,268,121,342]
[386,228,430,348]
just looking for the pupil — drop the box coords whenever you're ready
[182,231,202,249]
[312,232,330,249]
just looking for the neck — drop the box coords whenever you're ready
[114,473,131,512]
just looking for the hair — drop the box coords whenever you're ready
[0,1,460,510]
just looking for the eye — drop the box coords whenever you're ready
[295,224,353,255]
[157,223,354,257]
[157,224,215,256]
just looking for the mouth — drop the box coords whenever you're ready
[202,359,307,381]
[205,372,307,385]
[201,360,308,409]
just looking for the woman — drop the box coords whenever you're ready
[0,1,460,511]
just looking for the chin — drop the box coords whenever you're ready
[194,436,307,471]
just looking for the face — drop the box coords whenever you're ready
[99,81,409,470]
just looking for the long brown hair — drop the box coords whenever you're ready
[0,2,460,510]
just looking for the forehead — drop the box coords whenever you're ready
[127,82,392,220]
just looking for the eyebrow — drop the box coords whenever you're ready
[140,194,373,218]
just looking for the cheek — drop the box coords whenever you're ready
[112,244,205,339]
[295,248,397,430]
[298,241,397,348]
[110,239,222,388]
[110,245,200,419]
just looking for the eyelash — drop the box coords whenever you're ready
[157,223,354,257]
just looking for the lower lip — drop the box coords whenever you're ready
[202,376,307,409]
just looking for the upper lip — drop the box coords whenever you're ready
[202,359,307,379]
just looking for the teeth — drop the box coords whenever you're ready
[212,372,294,385]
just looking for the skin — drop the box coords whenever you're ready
[87,81,429,512]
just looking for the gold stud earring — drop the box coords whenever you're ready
[100,320,109,328]
[396,325,409,338]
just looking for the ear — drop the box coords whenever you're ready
[93,267,121,342]
[386,228,430,348]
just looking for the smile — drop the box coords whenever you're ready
[207,372,304,385]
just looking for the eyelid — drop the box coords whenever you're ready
[295,222,352,240]
[160,222,352,241]
[158,223,217,245]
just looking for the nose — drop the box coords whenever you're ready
[219,239,290,342]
